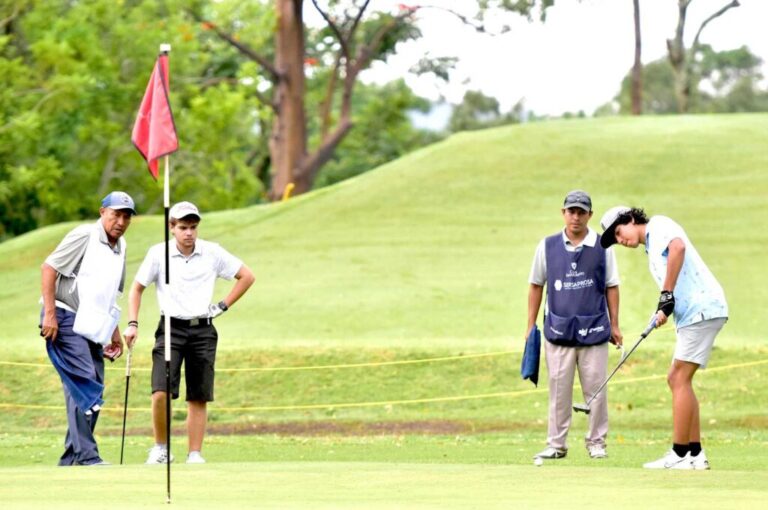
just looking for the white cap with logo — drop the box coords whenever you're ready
[169,201,201,221]
[599,206,631,248]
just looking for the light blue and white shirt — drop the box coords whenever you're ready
[645,216,728,328]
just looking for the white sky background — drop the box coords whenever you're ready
[308,0,768,118]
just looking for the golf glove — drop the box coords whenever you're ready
[657,290,675,317]
[208,301,228,319]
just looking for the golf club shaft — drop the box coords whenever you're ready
[119,349,132,465]
[585,316,657,406]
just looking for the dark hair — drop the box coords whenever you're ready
[169,215,201,227]
[616,207,649,226]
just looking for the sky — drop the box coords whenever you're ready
[341,0,768,121]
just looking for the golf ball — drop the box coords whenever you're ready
[534,457,543,466]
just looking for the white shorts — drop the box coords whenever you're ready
[674,318,727,368]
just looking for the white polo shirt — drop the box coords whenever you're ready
[135,239,243,319]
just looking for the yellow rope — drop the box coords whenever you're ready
[0,325,675,373]
[0,350,514,373]
[1,358,765,413]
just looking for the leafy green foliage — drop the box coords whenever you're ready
[0,0,446,239]
[448,90,525,132]
[0,0,266,238]
[611,45,768,115]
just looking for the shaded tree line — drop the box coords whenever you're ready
[1,0,554,240]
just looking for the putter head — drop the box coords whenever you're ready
[573,403,591,414]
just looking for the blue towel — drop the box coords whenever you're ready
[521,324,541,387]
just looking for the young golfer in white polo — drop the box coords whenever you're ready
[600,206,727,470]
[124,201,254,464]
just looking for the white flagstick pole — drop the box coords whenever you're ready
[160,42,172,505]
[163,153,172,505]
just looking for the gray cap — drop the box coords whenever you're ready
[563,190,592,211]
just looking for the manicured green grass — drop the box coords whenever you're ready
[1,114,767,508]
[2,115,767,355]
[2,460,768,509]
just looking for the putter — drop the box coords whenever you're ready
[573,314,657,414]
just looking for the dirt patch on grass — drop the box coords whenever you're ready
[108,420,533,437]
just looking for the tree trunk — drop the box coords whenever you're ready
[667,0,688,113]
[631,0,642,115]
[667,0,740,114]
[269,0,308,200]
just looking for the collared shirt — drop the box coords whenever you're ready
[44,222,126,312]
[134,239,243,319]
[645,215,728,327]
[529,228,620,287]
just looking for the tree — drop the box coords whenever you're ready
[0,0,266,239]
[666,0,740,113]
[611,45,768,115]
[0,0,558,239]
[630,0,642,115]
[195,1,556,200]
[449,91,502,132]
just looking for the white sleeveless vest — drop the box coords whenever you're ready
[72,220,125,345]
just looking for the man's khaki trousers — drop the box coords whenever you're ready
[544,341,609,451]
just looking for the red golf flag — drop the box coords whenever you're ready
[131,53,178,179]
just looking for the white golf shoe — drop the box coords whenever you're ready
[533,447,567,459]
[186,451,206,464]
[691,450,710,470]
[643,450,693,469]
[588,445,607,459]
[146,445,174,464]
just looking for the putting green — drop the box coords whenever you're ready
[2,462,767,509]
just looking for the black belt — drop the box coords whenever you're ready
[161,316,213,328]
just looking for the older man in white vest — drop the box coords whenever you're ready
[40,191,135,466]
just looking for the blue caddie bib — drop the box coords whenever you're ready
[543,233,611,346]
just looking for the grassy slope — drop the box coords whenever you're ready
[2,114,767,356]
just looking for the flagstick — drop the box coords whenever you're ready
[163,152,172,504]
[158,41,173,505]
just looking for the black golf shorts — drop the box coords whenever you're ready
[152,319,218,402]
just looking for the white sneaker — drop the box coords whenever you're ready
[691,450,710,470]
[588,445,607,459]
[533,447,567,459]
[145,445,174,464]
[643,450,693,469]
[186,451,206,464]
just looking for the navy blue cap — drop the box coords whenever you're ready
[101,191,136,215]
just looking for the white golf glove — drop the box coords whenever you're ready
[208,301,228,319]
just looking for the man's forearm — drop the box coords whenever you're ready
[128,282,144,322]
[527,284,544,332]
[606,286,620,326]
[41,264,58,313]
[663,239,686,291]
[222,265,255,308]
